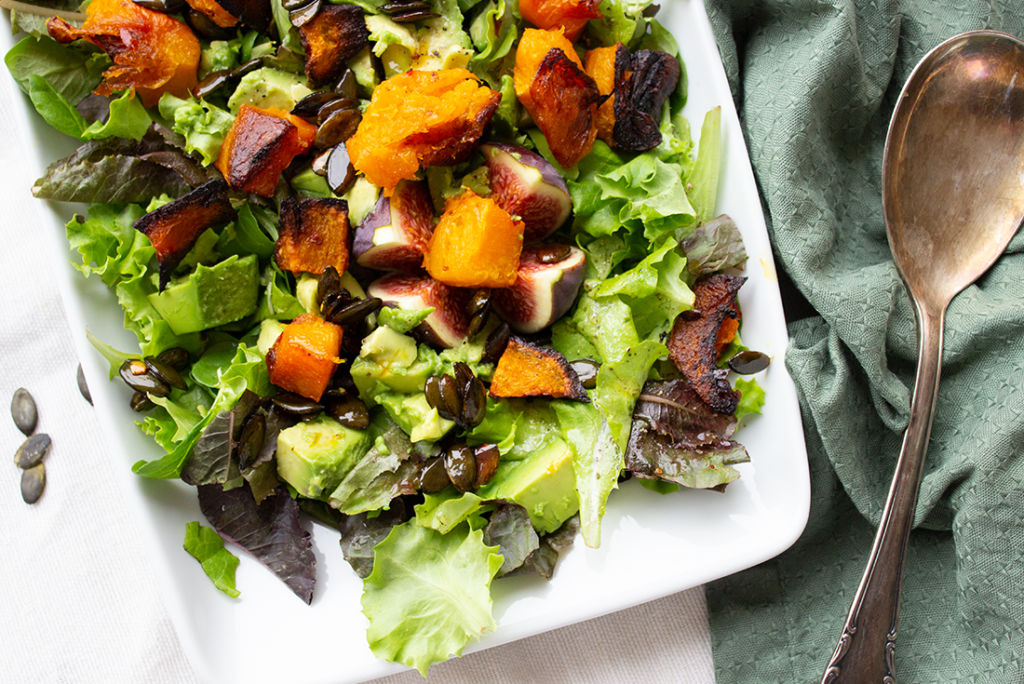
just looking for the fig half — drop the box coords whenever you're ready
[367,274,470,349]
[481,142,572,242]
[491,243,586,333]
[353,180,435,273]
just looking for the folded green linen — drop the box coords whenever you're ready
[702,1,1024,681]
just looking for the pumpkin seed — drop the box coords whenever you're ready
[144,356,187,390]
[76,364,93,405]
[14,433,51,469]
[119,359,170,397]
[237,412,266,470]
[314,107,362,149]
[325,296,382,327]
[444,445,477,493]
[570,359,600,390]
[535,243,572,264]
[293,90,342,119]
[317,266,343,308]
[271,392,323,417]
[11,387,37,436]
[130,391,154,412]
[21,463,45,504]
[473,443,500,487]
[289,0,321,28]
[326,143,356,196]
[418,457,450,494]
[438,375,462,422]
[194,69,233,100]
[334,69,358,101]
[728,350,771,375]
[156,347,190,370]
[460,377,486,428]
[482,322,511,365]
[325,396,370,430]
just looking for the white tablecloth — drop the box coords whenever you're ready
[0,91,716,683]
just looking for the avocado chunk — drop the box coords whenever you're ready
[227,67,312,113]
[478,436,579,534]
[276,415,374,499]
[377,391,453,443]
[351,326,441,396]
[149,254,259,335]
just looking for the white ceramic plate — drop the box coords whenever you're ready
[1,1,809,681]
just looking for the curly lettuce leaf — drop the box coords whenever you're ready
[362,522,502,676]
[158,94,235,166]
[734,377,766,423]
[81,89,152,141]
[183,521,240,598]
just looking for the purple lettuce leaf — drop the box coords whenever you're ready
[482,503,539,577]
[198,484,316,603]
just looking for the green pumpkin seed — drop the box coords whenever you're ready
[156,347,191,371]
[444,445,477,493]
[144,356,187,390]
[119,359,170,397]
[14,433,51,469]
[76,364,93,405]
[129,391,154,412]
[11,387,37,436]
[418,457,450,494]
[21,463,45,504]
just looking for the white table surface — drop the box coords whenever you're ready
[0,84,716,684]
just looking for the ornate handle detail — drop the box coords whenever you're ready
[820,304,945,683]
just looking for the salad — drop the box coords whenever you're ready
[4,0,768,675]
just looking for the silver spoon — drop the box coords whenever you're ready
[821,30,1024,683]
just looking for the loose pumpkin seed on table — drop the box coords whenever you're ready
[76,363,93,405]
[10,387,37,436]
[14,433,51,469]
[20,463,45,504]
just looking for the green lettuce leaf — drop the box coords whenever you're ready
[362,522,502,676]
[734,377,766,423]
[140,385,213,453]
[689,107,723,225]
[158,94,235,166]
[587,0,653,47]
[81,89,151,141]
[26,72,88,137]
[414,492,487,534]
[680,214,748,278]
[183,521,240,598]
[468,0,520,78]
[5,36,105,104]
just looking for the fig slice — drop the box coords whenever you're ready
[367,274,470,349]
[489,336,589,402]
[481,142,572,242]
[491,243,586,334]
[667,274,746,414]
[353,180,435,273]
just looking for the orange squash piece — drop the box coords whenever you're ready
[423,190,525,288]
[275,197,351,276]
[584,43,627,143]
[184,0,238,28]
[216,104,317,197]
[296,3,369,86]
[134,179,237,290]
[519,0,601,41]
[47,0,200,107]
[514,29,601,168]
[489,337,588,401]
[266,314,344,402]
[346,69,501,194]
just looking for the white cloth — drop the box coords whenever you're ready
[0,88,715,684]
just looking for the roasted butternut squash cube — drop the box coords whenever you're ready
[489,337,588,401]
[184,0,238,28]
[216,104,317,197]
[48,0,200,107]
[275,197,351,276]
[514,29,601,168]
[346,69,500,194]
[584,43,628,143]
[519,0,601,41]
[266,313,344,402]
[296,3,369,86]
[423,190,524,288]
[133,179,237,290]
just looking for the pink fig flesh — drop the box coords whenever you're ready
[481,142,572,242]
[491,244,586,334]
[353,180,435,272]
[367,273,470,349]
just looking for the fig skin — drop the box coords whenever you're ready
[481,142,572,242]
[353,180,435,273]
[491,244,586,334]
[367,273,471,349]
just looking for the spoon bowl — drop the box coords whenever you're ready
[823,30,1024,683]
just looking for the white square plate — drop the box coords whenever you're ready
[1,0,809,681]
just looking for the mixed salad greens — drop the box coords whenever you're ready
[4,0,767,674]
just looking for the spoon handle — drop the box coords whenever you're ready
[821,303,945,683]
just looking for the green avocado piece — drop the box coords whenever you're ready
[376,392,454,443]
[276,415,374,499]
[478,436,579,534]
[227,67,312,113]
[149,254,259,335]
[351,326,441,396]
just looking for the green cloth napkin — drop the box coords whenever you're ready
[702,1,1024,681]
